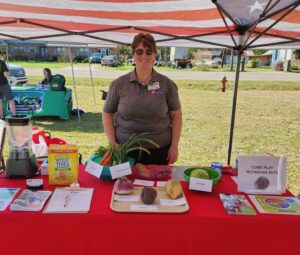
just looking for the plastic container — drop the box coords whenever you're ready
[183,167,220,187]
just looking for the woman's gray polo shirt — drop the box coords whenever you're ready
[104,70,181,148]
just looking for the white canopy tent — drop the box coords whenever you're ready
[0,0,299,164]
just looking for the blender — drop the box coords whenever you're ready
[5,115,38,178]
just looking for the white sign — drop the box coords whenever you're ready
[85,160,103,178]
[189,177,213,192]
[237,155,286,194]
[133,179,154,187]
[114,195,139,202]
[130,204,158,212]
[160,197,186,206]
[156,181,167,187]
[110,162,132,179]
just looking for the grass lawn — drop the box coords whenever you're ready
[6,76,300,195]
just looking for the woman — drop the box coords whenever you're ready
[103,33,182,165]
[41,68,52,85]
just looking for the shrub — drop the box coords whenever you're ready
[290,60,300,70]
[249,59,259,68]
[275,61,284,71]
[82,57,89,63]
[73,56,86,63]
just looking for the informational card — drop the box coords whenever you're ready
[130,204,158,212]
[133,179,154,187]
[156,181,167,187]
[85,160,103,178]
[0,188,19,211]
[160,197,186,206]
[110,162,132,179]
[238,155,286,194]
[189,177,212,192]
[114,195,139,202]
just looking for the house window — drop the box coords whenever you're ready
[55,47,67,55]
[28,46,36,53]
[78,47,89,56]
[12,46,25,53]
[40,47,48,57]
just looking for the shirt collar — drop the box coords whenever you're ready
[129,68,161,84]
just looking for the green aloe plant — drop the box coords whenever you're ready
[112,133,159,165]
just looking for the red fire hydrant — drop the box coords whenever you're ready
[221,76,227,92]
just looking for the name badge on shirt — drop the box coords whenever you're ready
[147,82,160,91]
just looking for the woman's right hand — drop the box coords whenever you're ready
[111,142,120,150]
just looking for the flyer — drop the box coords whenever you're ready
[219,194,257,215]
[249,195,300,215]
[0,188,19,211]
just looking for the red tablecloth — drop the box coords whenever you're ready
[0,166,299,255]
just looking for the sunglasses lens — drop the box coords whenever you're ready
[146,50,153,55]
[135,49,144,55]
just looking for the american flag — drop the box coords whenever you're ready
[0,0,298,48]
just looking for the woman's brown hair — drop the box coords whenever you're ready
[131,33,157,53]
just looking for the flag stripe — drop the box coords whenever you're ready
[0,3,220,21]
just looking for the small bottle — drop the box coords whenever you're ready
[211,162,223,177]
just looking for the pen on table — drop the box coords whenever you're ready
[64,194,70,207]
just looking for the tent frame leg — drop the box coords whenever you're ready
[227,51,242,165]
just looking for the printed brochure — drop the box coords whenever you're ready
[219,194,257,215]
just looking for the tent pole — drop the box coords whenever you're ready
[5,42,9,65]
[227,51,242,165]
[68,46,80,121]
[230,48,234,71]
[87,46,96,104]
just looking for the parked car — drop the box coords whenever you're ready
[213,57,223,64]
[127,58,135,66]
[101,55,120,67]
[7,63,28,86]
[205,59,219,68]
[194,59,219,68]
[89,53,103,63]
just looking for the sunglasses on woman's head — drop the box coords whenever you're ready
[135,49,154,55]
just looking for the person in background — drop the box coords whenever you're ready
[0,51,16,118]
[103,33,182,165]
[41,68,52,85]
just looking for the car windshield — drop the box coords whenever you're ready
[92,53,101,57]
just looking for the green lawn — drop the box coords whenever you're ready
[6,76,300,195]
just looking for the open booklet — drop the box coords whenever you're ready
[44,188,94,213]
[219,194,257,215]
[10,189,52,211]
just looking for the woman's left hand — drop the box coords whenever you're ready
[167,145,178,164]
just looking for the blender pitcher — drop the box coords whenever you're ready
[5,115,38,178]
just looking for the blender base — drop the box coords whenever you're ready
[5,155,38,178]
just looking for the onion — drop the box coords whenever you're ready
[113,177,134,194]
